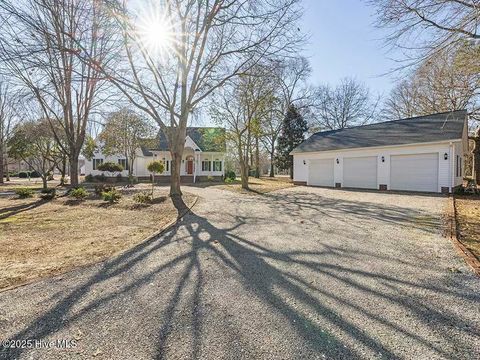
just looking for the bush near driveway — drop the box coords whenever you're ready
[15,188,35,198]
[70,187,88,200]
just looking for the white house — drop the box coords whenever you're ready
[84,127,226,183]
[292,110,468,193]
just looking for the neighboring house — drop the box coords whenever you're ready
[3,156,30,174]
[292,110,468,193]
[84,127,226,183]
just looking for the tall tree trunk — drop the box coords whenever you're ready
[474,134,480,185]
[58,155,67,186]
[240,163,249,189]
[238,140,249,190]
[255,135,260,178]
[69,156,79,187]
[170,151,183,196]
[289,155,293,180]
[0,145,4,184]
[269,143,275,177]
[169,126,186,197]
[42,176,48,190]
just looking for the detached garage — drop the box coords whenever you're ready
[292,110,468,193]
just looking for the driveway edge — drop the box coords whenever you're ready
[448,196,480,276]
[0,195,199,294]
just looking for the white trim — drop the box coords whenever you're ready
[290,139,463,156]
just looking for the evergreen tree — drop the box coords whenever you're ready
[275,105,308,178]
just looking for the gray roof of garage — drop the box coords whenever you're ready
[292,110,467,154]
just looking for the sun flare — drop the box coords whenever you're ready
[136,5,176,58]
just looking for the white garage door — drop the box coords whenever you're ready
[343,156,377,189]
[308,159,334,187]
[390,153,438,192]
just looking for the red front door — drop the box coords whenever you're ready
[186,159,193,174]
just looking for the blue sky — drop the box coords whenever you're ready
[302,0,399,97]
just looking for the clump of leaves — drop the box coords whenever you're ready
[97,161,123,173]
[40,188,56,200]
[133,191,152,204]
[224,178,235,184]
[70,187,88,200]
[225,170,236,181]
[15,188,34,198]
[94,184,113,196]
[102,188,122,203]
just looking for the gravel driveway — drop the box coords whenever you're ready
[0,186,479,359]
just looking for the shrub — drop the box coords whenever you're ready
[102,188,122,203]
[97,161,123,173]
[133,191,152,204]
[15,188,34,198]
[18,171,30,178]
[70,187,88,200]
[30,170,41,178]
[454,187,465,195]
[207,175,215,182]
[40,188,56,200]
[85,174,94,182]
[224,177,235,184]
[116,173,124,182]
[225,170,236,181]
[94,174,106,182]
[94,183,113,196]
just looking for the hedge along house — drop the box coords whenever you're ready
[291,111,468,193]
[84,127,226,183]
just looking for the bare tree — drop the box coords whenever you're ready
[86,0,303,196]
[312,77,380,130]
[99,109,156,179]
[210,73,272,190]
[0,82,17,183]
[370,0,480,67]
[261,57,313,177]
[0,0,118,187]
[383,48,480,120]
[8,119,60,190]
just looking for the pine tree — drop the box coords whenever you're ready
[275,105,307,178]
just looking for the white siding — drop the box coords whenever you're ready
[293,140,464,193]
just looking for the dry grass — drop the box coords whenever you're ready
[217,176,294,194]
[455,196,480,261]
[0,178,63,192]
[0,188,196,290]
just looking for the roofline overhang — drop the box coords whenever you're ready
[290,138,464,156]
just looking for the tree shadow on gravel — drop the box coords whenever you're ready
[0,193,478,360]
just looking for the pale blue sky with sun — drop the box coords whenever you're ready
[301,0,400,97]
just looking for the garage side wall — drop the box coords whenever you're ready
[293,141,462,192]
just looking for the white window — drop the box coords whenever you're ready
[118,159,128,170]
[202,160,211,171]
[213,160,222,172]
[93,158,103,170]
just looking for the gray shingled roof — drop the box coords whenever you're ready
[141,127,226,156]
[292,110,467,154]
